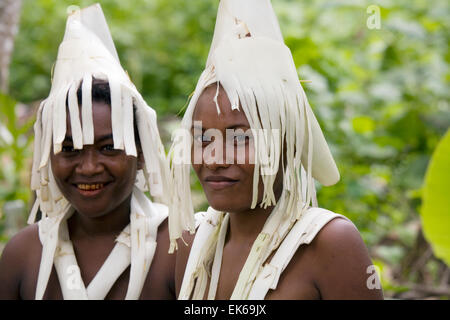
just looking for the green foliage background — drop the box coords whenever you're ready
[0,0,449,298]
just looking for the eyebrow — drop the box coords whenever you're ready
[226,124,250,130]
[63,134,114,143]
[191,124,250,130]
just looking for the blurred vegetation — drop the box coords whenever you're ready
[0,0,449,299]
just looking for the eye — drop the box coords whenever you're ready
[61,144,76,153]
[102,144,115,151]
[233,134,251,146]
[101,144,120,154]
[234,134,247,145]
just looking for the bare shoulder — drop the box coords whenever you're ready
[1,223,41,265]
[155,216,194,258]
[155,217,170,248]
[175,229,196,297]
[270,217,383,299]
[141,217,177,299]
[0,223,42,299]
[154,218,175,268]
[312,217,364,253]
[178,230,196,256]
[308,217,384,299]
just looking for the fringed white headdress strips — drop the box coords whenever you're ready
[28,4,171,299]
[174,0,340,299]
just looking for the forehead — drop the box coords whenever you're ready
[193,85,250,129]
[65,101,112,137]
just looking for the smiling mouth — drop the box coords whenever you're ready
[74,183,109,196]
[77,183,104,191]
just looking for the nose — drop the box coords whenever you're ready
[75,148,103,176]
[203,139,231,171]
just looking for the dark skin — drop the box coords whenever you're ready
[0,101,176,300]
[175,85,384,300]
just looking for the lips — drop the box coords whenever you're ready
[73,182,111,197]
[204,175,238,190]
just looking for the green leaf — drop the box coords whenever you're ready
[352,116,375,134]
[421,129,450,266]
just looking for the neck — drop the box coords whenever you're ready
[226,203,275,245]
[227,183,284,245]
[68,196,132,240]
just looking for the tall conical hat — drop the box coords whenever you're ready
[28,4,172,299]
[207,0,339,186]
[48,4,136,153]
[169,0,339,251]
[205,0,284,67]
[30,3,170,219]
[64,4,120,62]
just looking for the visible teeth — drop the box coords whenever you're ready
[77,184,104,191]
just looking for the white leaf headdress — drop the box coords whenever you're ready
[28,4,172,299]
[29,3,170,223]
[169,0,339,251]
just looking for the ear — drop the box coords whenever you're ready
[136,144,144,171]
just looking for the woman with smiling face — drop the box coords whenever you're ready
[51,94,140,227]
[0,5,174,300]
[44,82,174,300]
[171,0,383,300]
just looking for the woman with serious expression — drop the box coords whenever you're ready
[191,84,283,216]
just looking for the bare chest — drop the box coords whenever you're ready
[210,243,320,300]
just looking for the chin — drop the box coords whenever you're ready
[72,205,110,219]
[209,203,231,213]
[207,197,248,214]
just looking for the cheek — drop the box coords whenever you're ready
[49,154,73,185]
[242,140,255,165]
[191,142,203,166]
[114,156,138,183]
[191,163,202,179]
[240,161,265,204]
[245,142,265,201]
[244,164,262,197]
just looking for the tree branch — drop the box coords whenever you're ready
[0,0,23,93]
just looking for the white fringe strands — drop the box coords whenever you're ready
[34,187,167,300]
[27,4,173,299]
[174,0,340,299]
[81,74,94,145]
[29,3,171,224]
[29,76,171,220]
[170,41,316,250]
[173,56,315,299]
